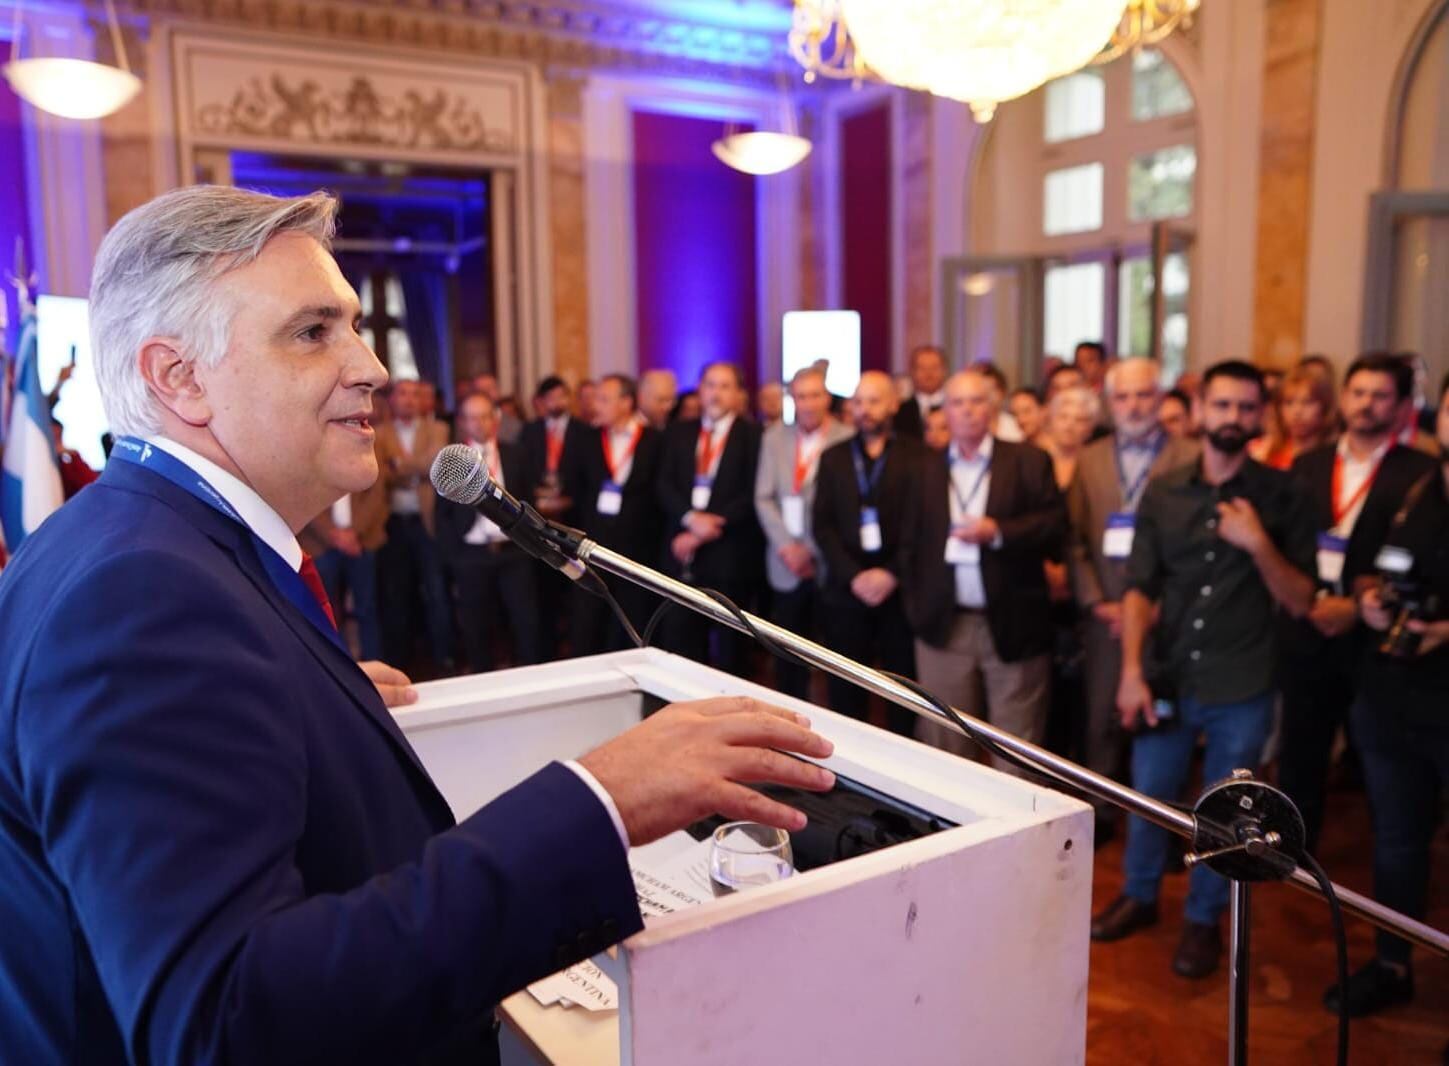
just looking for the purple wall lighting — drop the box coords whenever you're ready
[841,102,892,376]
[0,75,33,343]
[631,109,759,396]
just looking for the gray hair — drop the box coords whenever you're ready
[89,185,339,436]
[1104,356,1162,396]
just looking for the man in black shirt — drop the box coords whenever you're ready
[1090,361,1316,980]
[814,371,920,734]
[1326,372,1449,1017]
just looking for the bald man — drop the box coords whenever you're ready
[812,371,921,734]
[638,369,679,432]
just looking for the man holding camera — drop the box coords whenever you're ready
[1328,372,1449,1017]
[1279,354,1437,854]
[1090,361,1317,979]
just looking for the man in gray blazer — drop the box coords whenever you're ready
[1067,358,1199,835]
[755,367,854,698]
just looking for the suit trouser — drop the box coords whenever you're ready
[378,514,453,668]
[313,548,382,661]
[450,546,543,672]
[913,611,1050,775]
[571,572,656,657]
[658,577,756,678]
[770,579,820,701]
[821,592,916,736]
[1080,614,1131,806]
[1351,690,1449,966]
[1277,648,1356,855]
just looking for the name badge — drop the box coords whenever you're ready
[945,532,980,566]
[596,481,623,516]
[859,506,883,553]
[1102,512,1136,560]
[782,494,806,538]
[1315,532,1348,586]
[691,476,712,512]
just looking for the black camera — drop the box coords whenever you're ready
[1374,545,1439,658]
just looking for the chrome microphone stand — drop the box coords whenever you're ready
[577,540,1449,1064]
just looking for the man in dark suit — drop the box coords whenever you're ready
[900,367,1066,768]
[0,186,837,1065]
[436,391,545,672]
[813,371,921,734]
[893,343,949,439]
[565,373,663,654]
[1281,352,1437,853]
[519,375,592,657]
[656,360,764,675]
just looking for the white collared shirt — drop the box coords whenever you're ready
[1334,435,1392,536]
[150,436,303,572]
[696,412,736,480]
[916,390,945,417]
[390,419,422,515]
[606,422,642,486]
[794,422,830,489]
[948,435,994,609]
[463,439,508,545]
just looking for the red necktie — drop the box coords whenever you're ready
[298,552,338,631]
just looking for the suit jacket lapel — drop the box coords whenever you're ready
[103,461,446,806]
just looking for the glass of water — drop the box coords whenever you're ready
[708,822,795,897]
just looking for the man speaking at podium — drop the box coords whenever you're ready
[0,186,836,1066]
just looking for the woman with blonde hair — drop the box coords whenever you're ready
[1251,365,1337,469]
[1035,384,1100,490]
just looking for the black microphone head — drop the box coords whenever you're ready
[430,443,491,505]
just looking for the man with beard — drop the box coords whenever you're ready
[1327,371,1449,1017]
[1279,354,1436,856]
[1090,360,1316,980]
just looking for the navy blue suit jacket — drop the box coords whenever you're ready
[0,460,642,1065]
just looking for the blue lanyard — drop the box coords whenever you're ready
[948,449,992,515]
[109,438,347,652]
[1114,433,1164,511]
[851,439,889,503]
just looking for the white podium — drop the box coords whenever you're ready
[395,649,1092,1066]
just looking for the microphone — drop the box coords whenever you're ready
[430,443,588,581]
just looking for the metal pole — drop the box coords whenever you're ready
[580,541,1449,957]
[1228,881,1251,1066]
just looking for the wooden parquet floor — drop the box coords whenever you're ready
[1085,787,1449,1065]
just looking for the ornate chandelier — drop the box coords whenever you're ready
[1092,0,1201,66]
[790,1,1197,122]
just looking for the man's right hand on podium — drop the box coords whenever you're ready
[578,697,836,846]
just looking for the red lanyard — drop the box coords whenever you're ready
[696,423,727,478]
[545,423,565,473]
[793,430,826,493]
[1330,449,1385,527]
[601,423,643,482]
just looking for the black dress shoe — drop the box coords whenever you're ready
[1172,920,1222,979]
[1091,894,1159,942]
[1323,959,1414,1017]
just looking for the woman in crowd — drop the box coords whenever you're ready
[1251,365,1337,469]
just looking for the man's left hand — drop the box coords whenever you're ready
[1308,595,1358,639]
[1215,498,1269,555]
[360,661,418,708]
[954,516,1001,546]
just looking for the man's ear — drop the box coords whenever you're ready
[138,339,211,427]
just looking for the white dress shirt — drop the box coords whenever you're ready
[1333,435,1392,537]
[605,422,642,486]
[463,440,508,545]
[948,435,994,609]
[696,412,736,480]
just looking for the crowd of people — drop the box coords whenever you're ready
[37,331,1448,1019]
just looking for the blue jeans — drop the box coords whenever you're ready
[1123,691,1275,926]
[313,548,381,661]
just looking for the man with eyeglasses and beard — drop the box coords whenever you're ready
[1090,360,1317,981]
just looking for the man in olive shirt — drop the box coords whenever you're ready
[1090,361,1316,980]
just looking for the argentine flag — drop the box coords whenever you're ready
[0,314,64,551]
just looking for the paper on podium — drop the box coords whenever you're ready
[628,831,714,921]
[527,958,618,1012]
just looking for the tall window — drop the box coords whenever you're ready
[359,273,419,381]
[1035,47,1197,381]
